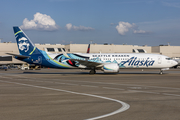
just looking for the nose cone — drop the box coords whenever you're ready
[172,60,178,67]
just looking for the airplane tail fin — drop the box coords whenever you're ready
[87,44,90,53]
[13,26,40,56]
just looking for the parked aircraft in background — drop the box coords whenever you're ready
[87,44,90,53]
[8,27,178,74]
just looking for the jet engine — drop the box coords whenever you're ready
[102,63,119,73]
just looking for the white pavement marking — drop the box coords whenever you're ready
[64,83,79,86]
[1,74,180,97]
[103,87,124,91]
[2,73,180,90]
[51,79,180,90]
[163,93,180,97]
[0,80,130,120]
[128,90,160,94]
[81,85,99,88]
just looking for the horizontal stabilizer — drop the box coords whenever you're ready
[6,53,30,59]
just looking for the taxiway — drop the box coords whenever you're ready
[0,69,180,120]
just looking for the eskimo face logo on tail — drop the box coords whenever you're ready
[18,37,30,52]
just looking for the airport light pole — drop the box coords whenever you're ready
[0,38,2,43]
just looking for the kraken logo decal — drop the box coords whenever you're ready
[18,37,30,52]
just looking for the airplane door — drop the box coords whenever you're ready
[158,56,162,64]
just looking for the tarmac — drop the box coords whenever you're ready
[0,68,180,120]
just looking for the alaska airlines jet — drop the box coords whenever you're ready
[9,27,178,74]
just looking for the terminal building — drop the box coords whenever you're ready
[0,42,180,66]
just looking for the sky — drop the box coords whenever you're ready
[0,0,180,46]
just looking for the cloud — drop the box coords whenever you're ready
[110,23,118,26]
[133,30,151,34]
[162,1,180,8]
[116,22,136,35]
[20,12,59,31]
[65,23,94,31]
[66,23,73,30]
[116,21,150,35]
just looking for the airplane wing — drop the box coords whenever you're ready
[6,53,30,59]
[70,59,104,68]
[60,49,104,68]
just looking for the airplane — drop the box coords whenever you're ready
[8,26,178,74]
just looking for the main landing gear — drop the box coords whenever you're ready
[159,70,163,75]
[159,68,169,75]
[89,69,96,74]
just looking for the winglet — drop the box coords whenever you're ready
[61,48,70,58]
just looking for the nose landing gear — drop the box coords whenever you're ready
[89,69,96,74]
[159,70,163,75]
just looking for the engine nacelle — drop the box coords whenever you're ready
[102,63,119,73]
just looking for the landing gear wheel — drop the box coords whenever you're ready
[89,69,96,74]
[159,71,163,75]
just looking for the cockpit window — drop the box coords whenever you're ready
[166,58,172,60]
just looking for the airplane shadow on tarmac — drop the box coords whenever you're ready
[22,71,163,75]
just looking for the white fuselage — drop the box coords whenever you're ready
[75,53,177,69]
